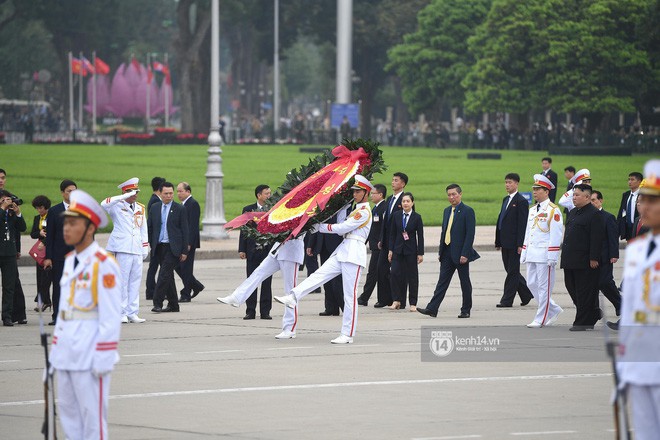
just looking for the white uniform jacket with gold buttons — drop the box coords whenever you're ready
[318,202,372,267]
[101,193,148,257]
[49,242,122,372]
[617,233,660,386]
[520,199,563,263]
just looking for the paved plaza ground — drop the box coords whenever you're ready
[1,229,626,439]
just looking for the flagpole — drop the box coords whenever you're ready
[68,51,74,133]
[164,53,169,128]
[78,51,83,131]
[146,53,151,132]
[92,51,97,135]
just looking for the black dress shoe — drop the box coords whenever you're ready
[357,299,368,306]
[162,306,180,313]
[319,311,340,316]
[261,315,272,320]
[606,320,619,330]
[15,319,28,325]
[48,321,56,326]
[3,319,14,327]
[373,302,387,308]
[569,325,594,331]
[521,298,532,306]
[151,307,163,313]
[191,285,205,299]
[243,314,256,320]
[458,312,470,318]
[416,308,437,318]
[496,303,512,308]
[179,296,191,303]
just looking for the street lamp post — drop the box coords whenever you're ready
[201,0,229,239]
[273,0,280,141]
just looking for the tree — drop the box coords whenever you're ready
[387,0,491,117]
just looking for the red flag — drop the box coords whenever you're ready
[131,57,140,72]
[71,57,87,77]
[94,57,110,75]
[152,61,165,72]
[163,64,171,85]
[81,56,95,75]
[147,65,153,84]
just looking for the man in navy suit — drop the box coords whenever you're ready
[617,171,643,241]
[495,173,534,307]
[44,179,77,324]
[358,183,387,306]
[541,157,559,203]
[176,182,204,303]
[591,190,621,316]
[418,184,479,318]
[145,176,165,301]
[148,182,189,313]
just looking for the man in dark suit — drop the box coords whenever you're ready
[541,157,559,202]
[617,171,643,241]
[358,183,387,306]
[176,182,204,303]
[145,176,165,301]
[44,179,77,325]
[308,209,345,316]
[418,184,480,318]
[561,184,605,330]
[591,190,621,316]
[495,173,533,307]
[564,166,576,191]
[0,190,26,326]
[239,184,273,319]
[148,182,189,313]
[375,172,408,307]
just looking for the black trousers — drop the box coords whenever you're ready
[11,270,26,322]
[153,244,179,310]
[390,252,419,307]
[599,262,621,315]
[145,249,160,300]
[426,252,472,314]
[176,248,204,298]
[564,267,601,326]
[34,263,52,305]
[51,259,65,322]
[359,249,380,302]
[375,245,393,306]
[245,249,272,316]
[321,248,343,313]
[0,255,16,321]
[499,247,533,305]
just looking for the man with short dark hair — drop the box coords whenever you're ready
[561,184,605,331]
[239,185,273,319]
[590,190,621,317]
[564,166,576,191]
[44,179,77,325]
[541,157,558,202]
[617,171,643,241]
[176,182,204,302]
[495,173,533,308]
[0,190,26,326]
[358,183,387,306]
[145,176,166,301]
[418,184,479,319]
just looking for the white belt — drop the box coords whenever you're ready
[344,233,366,244]
[60,310,99,321]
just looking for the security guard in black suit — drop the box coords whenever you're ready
[590,190,621,315]
[0,190,26,326]
[308,210,344,316]
[145,176,165,301]
[358,183,387,306]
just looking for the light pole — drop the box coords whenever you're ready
[201,0,229,239]
[273,0,280,141]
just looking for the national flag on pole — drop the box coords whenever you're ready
[152,61,165,72]
[147,65,153,84]
[94,57,110,75]
[71,57,87,76]
[81,56,95,75]
[163,64,171,85]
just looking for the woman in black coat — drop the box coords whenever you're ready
[30,195,52,311]
[388,192,424,311]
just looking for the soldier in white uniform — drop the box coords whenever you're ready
[217,235,305,339]
[49,189,122,440]
[521,174,564,328]
[101,177,148,323]
[558,168,591,212]
[616,159,660,440]
[275,175,374,344]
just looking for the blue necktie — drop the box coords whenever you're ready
[498,197,508,229]
[403,213,409,229]
[159,204,169,243]
[627,194,633,225]
[387,196,395,215]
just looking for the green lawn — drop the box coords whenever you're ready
[2,143,653,232]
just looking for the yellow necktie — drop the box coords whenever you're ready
[445,207,455,245]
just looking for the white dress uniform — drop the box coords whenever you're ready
[289,201,372,339]
[558,168,591,212]
[218,236,305,337]
[49,190,122,440]
[521,177,564,327]
[101,178,148,322]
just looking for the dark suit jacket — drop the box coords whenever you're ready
[0,210,26,257]
[543,169,558,202]
[495,192,529,249]
[45,202,73,261]
[438,202,480,265]
[147,193,161,212]
[616,190,639,240]
[560,203,605,269]
[367,201,386,251]
[147,201,189,257]
[379,193,403,249]
[238,202,266,259]
[599,209,619,263]
[389,210,424,256]
[30,214,48,245]
[182,196,201,249]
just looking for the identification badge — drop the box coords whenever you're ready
[373,215,379,222]
[402,231,409,241]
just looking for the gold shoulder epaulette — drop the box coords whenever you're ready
[548,202,558,208]
[95,250,108,262]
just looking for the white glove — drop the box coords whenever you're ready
[547,260,557,267]
[309,224,320,234]
[92,368,111,378]
[124,189,138,198]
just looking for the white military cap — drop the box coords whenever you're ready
[118,177,140,192]
[573,169,591,184]
[351,174,374,192]
[640,159,660,196]
[532,173,555,190]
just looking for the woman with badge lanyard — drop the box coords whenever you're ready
[30,195,53,311]
[388,192,424,311]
